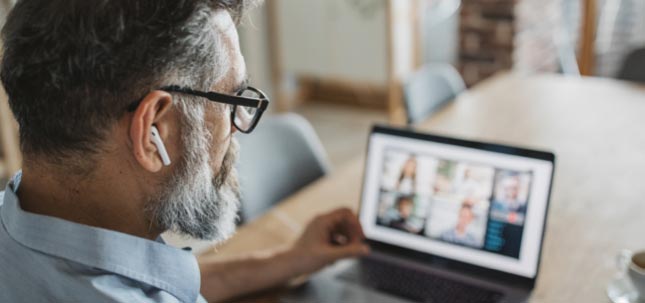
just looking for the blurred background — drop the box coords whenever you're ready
[1,0,645,188]
[235,0,645,168]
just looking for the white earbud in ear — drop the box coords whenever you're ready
[150,126,171,166]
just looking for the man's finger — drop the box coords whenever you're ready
[330,209,365,242]
[328,243,371,261]
[343,211,366,240]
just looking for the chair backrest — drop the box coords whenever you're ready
[236,113,331,221]
[617,48,645,83]
[403,63,465,124]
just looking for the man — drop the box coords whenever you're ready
[0,1,369,302]
[440,200,479,247]
[388,195,421,234]
[495,175,527,213]
[491,174,527,225]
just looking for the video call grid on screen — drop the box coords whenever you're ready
[360,132,553,278]
[374,146,534,257]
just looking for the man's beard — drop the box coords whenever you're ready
[145,115,241,241]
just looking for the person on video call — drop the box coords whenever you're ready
[492,174,527,222]
[389,195,422,234]
[0,1,370,302]
[395,155,417,195]
[441,200,479,247]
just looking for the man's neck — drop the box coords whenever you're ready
[16,161,161,240]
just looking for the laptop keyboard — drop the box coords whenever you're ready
[337,257,505,303]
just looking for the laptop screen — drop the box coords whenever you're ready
[360,127,554,279]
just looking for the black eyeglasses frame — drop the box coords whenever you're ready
[127,85,270,134]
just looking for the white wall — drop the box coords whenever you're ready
[239,6,275,99]
[275,0,389,85]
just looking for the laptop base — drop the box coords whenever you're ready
[282,252,530,303]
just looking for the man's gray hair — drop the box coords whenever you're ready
[0,0,255,167]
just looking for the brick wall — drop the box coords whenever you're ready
[458,0,516,87]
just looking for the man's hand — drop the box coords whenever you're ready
[291,208,370,275]
[199,208,369,302]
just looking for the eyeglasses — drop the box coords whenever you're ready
[127,85,270,134]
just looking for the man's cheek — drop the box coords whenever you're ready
[221,108,233,135]
[208,144,227,174]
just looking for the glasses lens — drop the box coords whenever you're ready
[234,89,261,132]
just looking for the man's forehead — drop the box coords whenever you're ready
[213,9,237,38]
[211,9,246,93]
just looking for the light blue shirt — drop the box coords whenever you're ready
[0,172,208,303]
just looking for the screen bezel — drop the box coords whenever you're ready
[359,125,556,289]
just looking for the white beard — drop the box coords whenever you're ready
[146,106,240,241]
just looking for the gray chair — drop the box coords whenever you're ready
[236,113,331,222]
[403,63,466,125]
[617,48,645,83]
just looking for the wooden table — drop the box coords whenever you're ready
[202,73,645,302]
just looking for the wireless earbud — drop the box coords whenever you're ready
[150,126,171,166]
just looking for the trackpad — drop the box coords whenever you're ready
[336,258,504,303]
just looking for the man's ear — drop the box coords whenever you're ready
[129,90,174,172]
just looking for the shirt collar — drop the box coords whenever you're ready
[0,171,201,303]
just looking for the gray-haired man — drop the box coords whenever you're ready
[0,1,369,302]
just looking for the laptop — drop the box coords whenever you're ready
[283,125,555,303]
